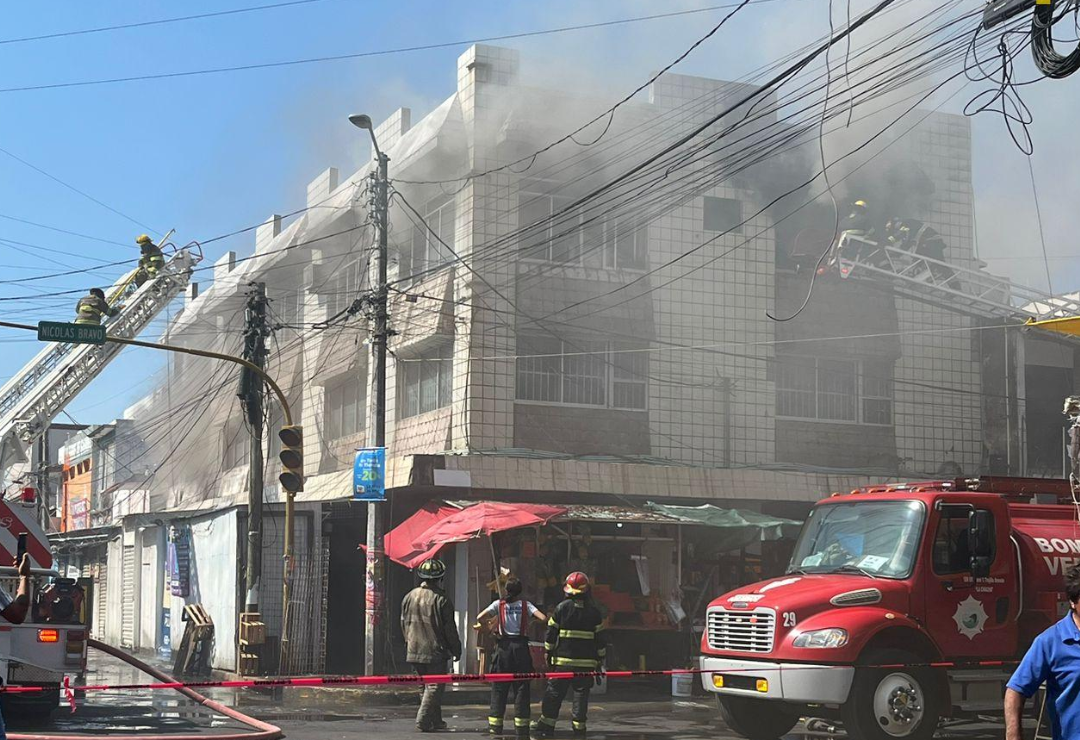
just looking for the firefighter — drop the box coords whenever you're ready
[533,572,607,738]
[400,557,462,733]
[136,234,165,286]
[74,288,119,325]
[837,199,882,264]
[474,577,546,736]
[885,218,958,286]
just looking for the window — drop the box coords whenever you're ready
[519,180,649,269]
[789,501,925,579]
[703,196,743,234]
[399,344,453,419]
[324,260,363,319]
[932,506,993,574]
[775,357,893,425]
[519,182,579,264]
[862,360,894,425]
[410,196,456,276]
[325,374,365,440]
[222,418,249,471]
[515,336,648,410]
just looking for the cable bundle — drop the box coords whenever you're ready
[1032,0,1080,77]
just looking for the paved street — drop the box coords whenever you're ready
[2,651,1022,739]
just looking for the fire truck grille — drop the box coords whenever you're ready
[707,607,776,653]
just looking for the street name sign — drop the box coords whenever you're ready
[36,321,106,346]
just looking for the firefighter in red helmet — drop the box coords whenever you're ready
[533,572,607,738]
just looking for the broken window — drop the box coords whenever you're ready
[703,196,743,234]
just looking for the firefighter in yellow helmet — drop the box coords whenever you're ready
[135,234,165,286]
[74,288,119,326]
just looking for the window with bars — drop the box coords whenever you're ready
[410,196,456,277]
[325,374,366,440]
[775,357,893,425]
[399,344,453,419]
[516,336,648,410]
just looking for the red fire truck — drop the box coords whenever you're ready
[699,477,1078,740]
[0,491,87,718]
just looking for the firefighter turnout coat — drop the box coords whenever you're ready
[544,597,607,669]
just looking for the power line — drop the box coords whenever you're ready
[0,1,793,94]
[0,0,334,46]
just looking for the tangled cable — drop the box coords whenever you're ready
[1032,0,1080,77]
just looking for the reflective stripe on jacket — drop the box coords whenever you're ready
[544,597,606,670]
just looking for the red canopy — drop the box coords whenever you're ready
[383,501,457,569]
[384,502,567,568]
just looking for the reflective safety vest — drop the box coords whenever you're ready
[544,597,606,669]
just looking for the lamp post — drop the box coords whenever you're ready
[350,113,389,676]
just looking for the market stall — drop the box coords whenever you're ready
[383,500,802,680]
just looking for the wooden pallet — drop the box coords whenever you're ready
[173,603,215,677]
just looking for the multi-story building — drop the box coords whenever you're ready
[102,44,1042,673]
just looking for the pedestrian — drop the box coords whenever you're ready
[1005,563,1080,740]
[401,558,462,733]
[532,572,607,739]
[0,554,33,740]
[474,577,546,737]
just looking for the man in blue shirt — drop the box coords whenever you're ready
[1006,564,1080,740]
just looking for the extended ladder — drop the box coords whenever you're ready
[829,232,1080,323]
[0,247,200,471]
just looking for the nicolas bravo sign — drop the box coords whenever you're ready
[37,321,106,346]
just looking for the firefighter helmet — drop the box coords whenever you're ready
[853,200,868,209]
[417,558,447,581]
[563,571,590,596]
[136,234,153,246]
[90,288,106,300]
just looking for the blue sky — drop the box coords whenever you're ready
[0,0,1075,425]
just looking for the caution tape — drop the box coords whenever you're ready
[0,659,1022,695]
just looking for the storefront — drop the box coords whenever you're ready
[385,500,801,676]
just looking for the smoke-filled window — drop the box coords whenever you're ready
[398,343,453,419]
[516,336,647,410]
[608,218,649,270]
[323,259,364,320]
[775,356,892,426]
[325,374,365,439]
[703,196,743,234]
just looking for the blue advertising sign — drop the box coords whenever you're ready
[354,447,386,501]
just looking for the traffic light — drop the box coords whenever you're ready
[278,425,304,492]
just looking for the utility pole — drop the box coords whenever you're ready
[240,283,268,614]
[350,113,389,676]
[239,283,269,676]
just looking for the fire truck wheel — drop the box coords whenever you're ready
[842,649,941,740]
[716,695,799,740]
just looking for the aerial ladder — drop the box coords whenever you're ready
[827,231,1080,323]
[0,239,201,474]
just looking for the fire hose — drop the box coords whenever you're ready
[7,638,282,740]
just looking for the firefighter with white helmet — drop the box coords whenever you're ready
[401,557,462,733]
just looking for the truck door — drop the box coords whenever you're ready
[922,500,1017,658]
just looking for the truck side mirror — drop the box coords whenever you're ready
[969,509,993,577]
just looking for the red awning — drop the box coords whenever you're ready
[383,501,457,569]
[384,501,567,568]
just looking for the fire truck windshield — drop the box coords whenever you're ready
[787,500,925,579]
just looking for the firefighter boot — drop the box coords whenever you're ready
[531,718,555,739]
[487,717,504,735]
[572,720,587,737]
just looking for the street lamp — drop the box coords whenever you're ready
[350,112,389,676]
[349,113,383,160]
